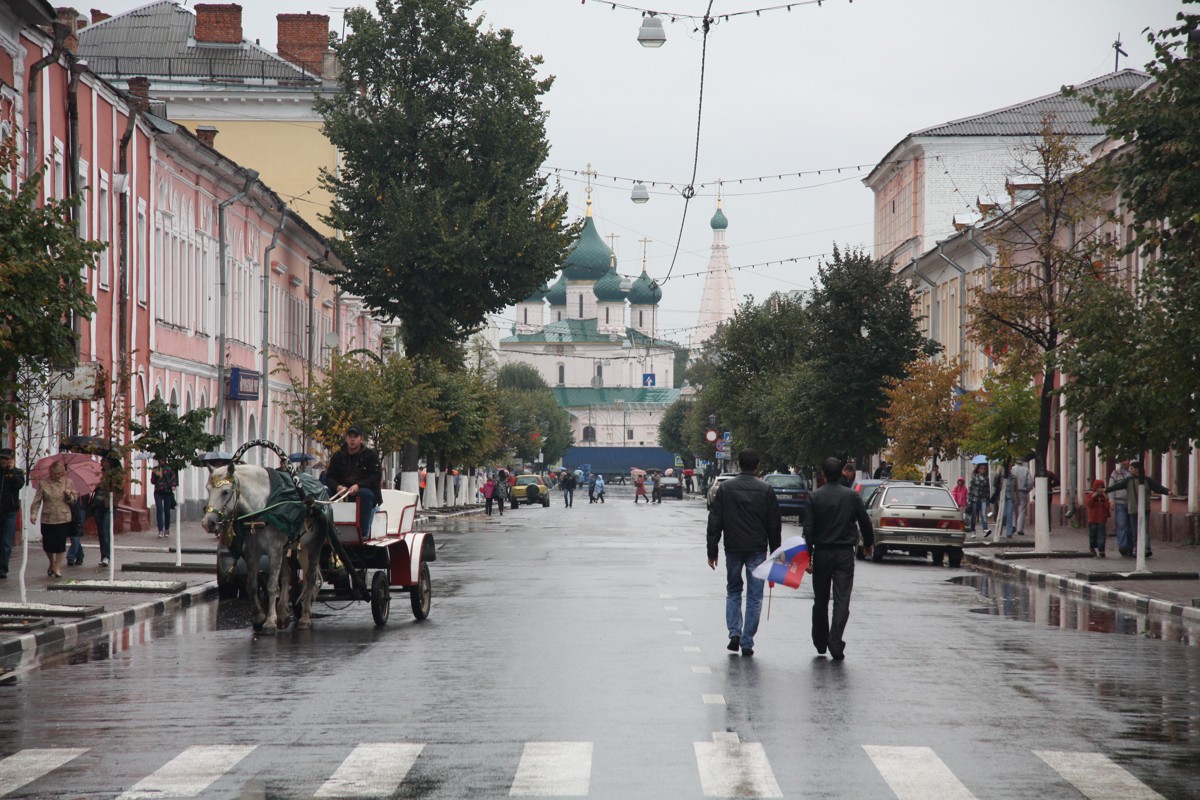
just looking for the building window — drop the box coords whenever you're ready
[557,364,565,385]
[627,428,634,441]
[605,307,609,324]
[523,308,528,324]
[578,295,583,318]
[557,311,561,322]
[596,364,603,381]
[639,310,644,327]
[582,425,596,442]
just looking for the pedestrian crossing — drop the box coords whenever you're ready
[0,741,1170,798]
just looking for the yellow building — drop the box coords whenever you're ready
[78,3,338,237]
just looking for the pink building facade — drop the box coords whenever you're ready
[1,2,378,525]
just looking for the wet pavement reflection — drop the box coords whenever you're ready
[951,573,1200,646]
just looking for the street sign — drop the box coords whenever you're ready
[674,455,684,467]
[704,429,718,443]
[715,441,728,454]
[723,431,732,443]
[642,373,656,387]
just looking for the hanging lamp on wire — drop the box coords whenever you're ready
[637,13,666,47]
[630,181,650,204]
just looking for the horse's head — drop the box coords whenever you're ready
[202,463,240,534]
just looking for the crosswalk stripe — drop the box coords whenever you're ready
[314,743,424,798]
[509,742,592,797]
[116,745,256,799]
[1034,750,1166,800]
[863,745,977,800]
[694,733,782,798]
[0,749,88,797]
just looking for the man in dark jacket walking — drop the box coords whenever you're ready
[324,424,382,539]
[0,448,24,579]
[805,457,874,660]
[707,449,782,657]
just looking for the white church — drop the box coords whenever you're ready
[497,188,737,468]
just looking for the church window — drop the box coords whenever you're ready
[596,364,603,381]
[582,425,596,442]
[557,364,565,385]
[557,311,562,322]
[627,428,634,441]
[605,307,609,324]
[523,308,528,324]
[639,310,644,327]
[578,295,583,318]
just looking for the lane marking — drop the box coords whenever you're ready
[0,749,88,797]
[694,734,782,798]
[510,742,592,797]
[862,745,976,800]
[675,630,693,636]
[659,594,673,599]
[1034,750,1166,800]
[683,646,701,653]
[702,694,725,705]
[315,743,424,798]
[117,745,256,799]
[691,666,712,674]
[669,617,685,622]
[664,605,678,610]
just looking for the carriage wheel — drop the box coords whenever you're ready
[370,570,391,626]
[410,561,431,621]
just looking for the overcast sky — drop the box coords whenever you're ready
[96,0,1184,343]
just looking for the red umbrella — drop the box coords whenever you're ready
[30,453,103,497]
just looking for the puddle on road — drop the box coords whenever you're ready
[950,573,1200,647]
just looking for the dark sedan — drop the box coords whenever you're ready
[764,473,810,518]
[657,476,684,499]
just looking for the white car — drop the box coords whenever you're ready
[706,473,739,509]
[864,481,966,567]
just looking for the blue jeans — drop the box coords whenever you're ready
[94,505,111,561]
[1001,492,1015,536]
[356,488,377,539]
[154,491,173,533]
[1114,502,1132,553]
[563,488,573,507]
[967,499,987,532]
[725,550,767,650]
[67,534,84,564]
[0,511,16,576]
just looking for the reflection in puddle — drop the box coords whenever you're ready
[950,574,1200,647]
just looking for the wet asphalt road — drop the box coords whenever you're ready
[0,491,1198,799]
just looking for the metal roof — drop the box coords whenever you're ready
[76,1,319,85]
[913,70,1149,137]
[551,387,681,407]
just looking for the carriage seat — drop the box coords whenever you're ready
[378,489,418,536]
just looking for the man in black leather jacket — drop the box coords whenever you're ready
[805,456,874,660]
[0,448,24,579]
[706,449,781,657]
[325,425,382,539]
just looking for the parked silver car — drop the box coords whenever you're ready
[864,481,965,567]
[706,473,738,509]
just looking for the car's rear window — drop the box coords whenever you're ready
[882,486,956,508]
[516,476,539,485]
[660,477,679,484]
[765,475,805,490]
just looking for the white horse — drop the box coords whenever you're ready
[201,463,326,633]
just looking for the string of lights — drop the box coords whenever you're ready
[582,0,845,24]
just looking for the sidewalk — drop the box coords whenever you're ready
[963,522,1200,623]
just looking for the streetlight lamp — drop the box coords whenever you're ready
[630,182,650,204]
[637,14,666,48]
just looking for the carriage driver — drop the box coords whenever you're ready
[324,424,383,539]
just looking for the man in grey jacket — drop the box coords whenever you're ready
[1008,457,1033,536]
[707,449,782,657]
[1108,459,1133,556]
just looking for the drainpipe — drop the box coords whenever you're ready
[116,82,147,447]
[965,227,994,369]
[935,241,968,360]
[24,25,66,180]
[216,169,259,446]
[260,206,286,448]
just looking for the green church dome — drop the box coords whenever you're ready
[627,270,662,306]
[545,274,567,306]
[710,205,728,230]
[562,216,612,282]
[593,266,627,303]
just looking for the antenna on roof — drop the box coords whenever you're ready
[1113,34,1128,72]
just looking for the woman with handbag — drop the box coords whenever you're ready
[29,461,76,578]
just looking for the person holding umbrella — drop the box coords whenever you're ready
[29,461,76,578]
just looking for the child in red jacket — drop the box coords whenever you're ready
[1086,478,1111,557]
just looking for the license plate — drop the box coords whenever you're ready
[907,535,937,543]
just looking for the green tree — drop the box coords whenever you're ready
[0,132,103,423]
[966,121,1115,477]
[496,362,550,392]
[882,357,970,471]
[315,0,576,364]
[421,360,502,468]
[958,372,1039,465]
[789,246,927,464]
[1079,9,1200,447]
[129,398,223,472]
[498,386,572,466]
[657,397,695,467]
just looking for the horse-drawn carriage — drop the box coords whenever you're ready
[206,440,434,632]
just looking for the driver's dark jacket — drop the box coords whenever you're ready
[707,473,781,559]
[804,482,874,550]
[324,446,382,501]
